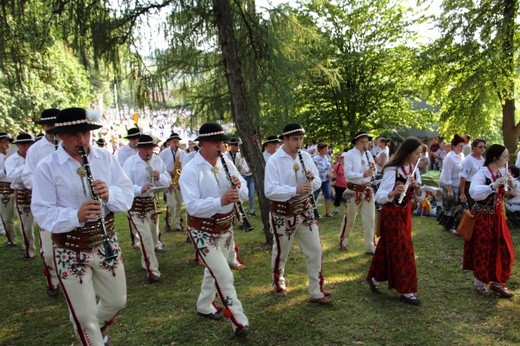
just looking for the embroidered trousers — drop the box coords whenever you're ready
[0,192,15,244]
[39,228,59,289]
[15,202,35,258]
[53,235,126,346]
[339,189,376,253]
[270,211,327,299]
[165,186,184,230]
[188,228,248,332]
[128,210,161,278]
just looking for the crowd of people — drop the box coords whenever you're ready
[0,107,517,345]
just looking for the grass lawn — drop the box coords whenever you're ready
[1,202,520,345]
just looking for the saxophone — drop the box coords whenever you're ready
[171,150,182,187]
[146,159,161,215]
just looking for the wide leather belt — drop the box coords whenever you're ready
[269,194,309,217]
[473,203,495,214]
[0,181,13,195]
[347,182,369,192]
[187,211,235,234]
[52,213,115,251]
[14,189,32,205]
[130,196,155,213]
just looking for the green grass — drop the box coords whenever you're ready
[1,203,520,345]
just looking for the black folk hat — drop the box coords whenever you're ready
[36,133,45,141]
[124,127,141,139]
[36,108,60,125]
[351,131,373,144]
[46,108,102,135]
[0,132,12,142]
[195,123,231,142]
[263,135,281,145]
[167,132,181,141]
[229,138,240,145]
[137,134,157,148]
[96,138,106,146]
[280,123,305,139]
[12,133,35,144]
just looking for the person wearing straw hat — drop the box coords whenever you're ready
[31,107,134,346]
[123,134,170,283]
[5,133,36,259]
[262,135,281,162]
[264,123,332,304]
[0,132,16,246]
[179,122,250,338]
[338,131,377,254]
[116,127,140,167]
[22,108,62,296]
[159,132,186,233]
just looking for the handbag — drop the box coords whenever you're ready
[456,209,475,241]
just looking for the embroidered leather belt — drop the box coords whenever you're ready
[14,189,32,205]
[473,203,495,214]
[52,213,115,251]
[130,196,155,213]
[269,194,309,216]
[187,211,235,234]
[0,181,13,195]
[347,182,369,192]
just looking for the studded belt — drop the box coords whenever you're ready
[187,211,235,234]
[51,213,115,251]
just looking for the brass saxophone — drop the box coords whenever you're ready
[171,150,182,187]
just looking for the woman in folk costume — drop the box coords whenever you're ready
[466,144,518,297]
[366,137,424,306]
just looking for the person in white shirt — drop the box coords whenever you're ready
[440,134,466,204]
[262,135,281,162]
[338,131,377,254]
[21,108,61,296]
[159,132,186,233]
[116,127,140,167]
[123,134,170,283]
[0,132,15,245]
[459,139,486,207]
[31,107,134,345]
[6,133,35,259]
[264,123,332,304]
[179,122,249,337]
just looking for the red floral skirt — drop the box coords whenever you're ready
[367,202,417,294]
[463,206,514,283]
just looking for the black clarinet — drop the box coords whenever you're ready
[297,149,321,220]
[78,147,117,261]
[219,153,254,232]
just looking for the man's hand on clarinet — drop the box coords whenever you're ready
[91,180,109,201]
[141,182,154,194]
[78,199,102,223]
[230,175,241,189]
[297,181,312,195]
[363,168,374,178]
[305,171,314,181]
[221,188,241,206]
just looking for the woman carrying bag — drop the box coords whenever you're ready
[466,144,518,297]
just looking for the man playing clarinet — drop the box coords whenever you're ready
[264,123,332,304]
[31,107,134,345]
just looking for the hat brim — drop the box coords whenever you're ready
[47,123,102,135]
[279,130,305,139]
[124,134,140,139]
[352,135,372,144]
[36,119,57,125]
[12,139,35,144]
[263,139,281,145]
[195,134,231,142]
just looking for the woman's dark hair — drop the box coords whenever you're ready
[383,137,422,173]
[471,138,486,149]
[509,165,520,179]
[451,134,465,147]
[484,144,506,166]
[317,142,329,151]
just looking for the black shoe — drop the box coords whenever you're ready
[5,241,16,247]
[148,275,160,284]
[197,311,223,321]
[234,326,249,338]
[400,295,421,306]
[47,286,59,298]
[366,278,380,294]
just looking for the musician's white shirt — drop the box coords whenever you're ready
[22,136,56,189]
[116,143,137,167]
[375,166,423,205]
[0,153,9,183]
[343,147,375,185]
[158,147,187,172]
[122,154,170,197]
[179,151,247,219]
[5,152,26,190]
[31,144,134,233]
[264,145,321,202]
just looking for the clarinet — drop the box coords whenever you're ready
[78,147,117,261]
[297,149,321,220]
[218,153,254,232]
[398,157,421,204]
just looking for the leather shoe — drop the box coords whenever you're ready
[148,275,160,284]
[197,311,223,321]
[339,244,348,251]
[399,295,421,306]
[234,326,249,338]
[47,286,59,298]
[490,284,514,298]
[366,278,380,294]
[310,295,333,304]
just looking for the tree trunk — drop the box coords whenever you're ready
[212,0,272,244]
